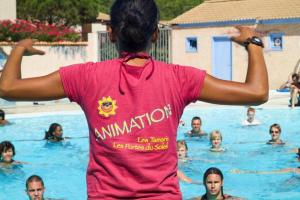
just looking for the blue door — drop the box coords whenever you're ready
[212,37,232,80]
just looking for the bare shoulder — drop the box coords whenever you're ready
[225,195,245,200]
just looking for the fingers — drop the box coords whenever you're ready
[31,47,45,55]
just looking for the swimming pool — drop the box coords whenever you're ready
[0,107,299,200]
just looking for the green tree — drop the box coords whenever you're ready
[156,0,203,20]
[17,0,101,27]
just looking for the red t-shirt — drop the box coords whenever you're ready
[59,58,206,200]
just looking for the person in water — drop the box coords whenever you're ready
[0,109,10,126]
[242,107,260,126]
[44,123,64,142]
[0,0,268,198]
[193,167,243,200]
[266,123,285,145]
[26,175,46,200]
[0,141,21,166]
[186,116,207,137]
[210,130,225,152]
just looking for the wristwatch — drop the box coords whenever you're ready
[243,36,264,50]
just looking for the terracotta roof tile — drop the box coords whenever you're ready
[170,0,300,24]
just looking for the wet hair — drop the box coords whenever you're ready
[0,109,5,120]
[110,0,159,52]
[44,123,62,140]
[26,175,44,190]
[292,73,299,81]
[201,167,225,200]
[177,140,188,151]
[247,107,255,113]
[210,130,222,142]
[191,116,202,124]
[269,123,281,133]
[0,141,15,158]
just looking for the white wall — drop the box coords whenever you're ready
[0,0,16,20]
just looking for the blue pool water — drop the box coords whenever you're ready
[0,107,300,200]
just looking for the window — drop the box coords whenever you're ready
[269,33,284,51]
[186,37,198,53]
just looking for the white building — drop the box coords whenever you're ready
[0,0,16,20]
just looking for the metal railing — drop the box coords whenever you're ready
[98,27,172,63]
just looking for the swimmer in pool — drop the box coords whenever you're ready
[176,140,194,183]
[242,107,260,126]
[0,109,10,126]
[210,130,225,152]
[44,123,70,142]
[266,123,285,145]
[192,167,243,200]
[186,116,207,137]
[0,141,22,166]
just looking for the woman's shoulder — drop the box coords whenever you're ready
[224,194,244,200]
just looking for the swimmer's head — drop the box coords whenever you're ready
[44,123,63,141]
[26,175,45,200]
[247,107,255,121]
[191,116,202,133]
[203,167,224,198]
[269,123,281,141]
[210,130,222,148]
[0,141,15,163]
[292,73,299,83]
[0,109,5,120]
[109,0,159,53]
[176,140,188,159]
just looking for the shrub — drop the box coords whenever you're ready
[0,19,81,42]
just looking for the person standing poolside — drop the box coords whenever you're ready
[192,167,243,200]
[0,0,268,199]
[186,116,207,137]
[290,74,300,108]
[0,109,10,126]
[242,107,260,126]
[266,123,285,145]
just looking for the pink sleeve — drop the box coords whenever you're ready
[173,65,206,105]
[59,62,94,105]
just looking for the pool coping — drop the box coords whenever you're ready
[1,90,298,118]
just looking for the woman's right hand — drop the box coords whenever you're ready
[15,39,45,56]
[230,26,260,46]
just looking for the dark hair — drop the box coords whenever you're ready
[0,141,15,157]
[26,175,44,190]
[44,123,62,140]
[191,116,202,124]
[201,167,225,200]
[292,73,299,81]
[269,123,281,133]
[110,0,159,52]
[0,109,5,120]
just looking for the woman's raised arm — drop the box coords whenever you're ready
[199,26,269,105]
[0,39,66,101]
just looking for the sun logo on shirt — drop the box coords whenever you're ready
[98,96,117,117]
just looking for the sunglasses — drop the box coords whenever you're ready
[270,131,279,133]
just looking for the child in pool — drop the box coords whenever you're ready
[210,130,225,152]
[176,140,193,183]
[0,0,269,198]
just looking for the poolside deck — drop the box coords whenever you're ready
[1,90,294,115]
